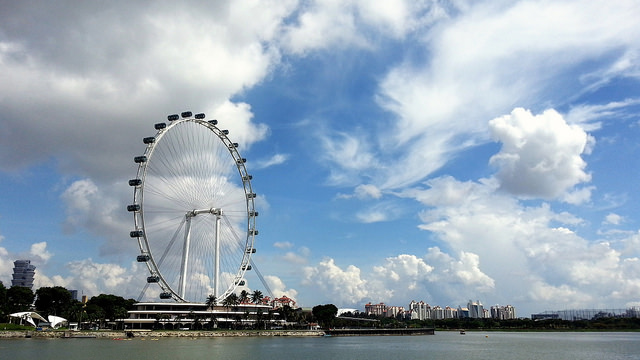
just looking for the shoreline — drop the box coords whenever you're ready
[0,330,326,339]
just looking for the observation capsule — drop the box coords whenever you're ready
[181,111,192,118]
[127,204,140,212]
[194,113,205,119]
[147,276,160,283]
[137,254,150,262]
[208,120,218,125]
[167,114,179,121]
[130,230,144,238]
[134,156,147,163]
[143,137,155,144]
[154,122,167,130]
[160,292,173,299]
[129,179,142,186]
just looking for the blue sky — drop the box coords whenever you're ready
[1,0,640,317]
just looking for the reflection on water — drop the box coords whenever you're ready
[2,331,640,360]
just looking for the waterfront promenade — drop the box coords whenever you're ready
[0,330,326,339]
[0,328,436,338]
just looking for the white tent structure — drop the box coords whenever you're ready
[48,315,68,329]
[9,311,47,327]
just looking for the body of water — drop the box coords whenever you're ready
[1,331,639,360]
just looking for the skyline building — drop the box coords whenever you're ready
[11,259,36,289]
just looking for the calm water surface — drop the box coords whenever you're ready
[1,331,639,360]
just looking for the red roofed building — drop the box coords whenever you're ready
[272,295,296,308]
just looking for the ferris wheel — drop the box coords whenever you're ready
[128,111,257,303]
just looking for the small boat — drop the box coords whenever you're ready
[459,330,466,335]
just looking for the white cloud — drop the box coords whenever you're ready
[355,210,388,224]
[0,244,11,285]
[300,250,495,308]
[29,242,52,263]
[282,252,307,265]
[281,1,365,55]
[254,153,290,169]
[406,175,640,312]
[354,184,382,199]
[319,130,378,186]
[604,213,623,225]
[370,0,640,192]
[562,186,595,205]
[273,241,294,249]
[0,0,286,180]
[489,108,592,199]
[265,275,298,301]
[303,258,369,305]
[280,0,451,54]
[425,248,495,292]
[60,179,133,256]
[372,254,434,294]
[34,259,147,299]
[210,100,269,150]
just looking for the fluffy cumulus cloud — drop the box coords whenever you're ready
[414,176,640,311]
[303,258,369,304]
[604,213,623,225]
[0,1,285,178]
[35,259,146,298]
[280,0,437,54]
[489,108,593,200]
[0,241,11,285]
[300,169,640,311]
[361,0,640,192]
[301,250,496,308]
[265,275,298,301]
[60,179,133,256]
[29,242,53,263]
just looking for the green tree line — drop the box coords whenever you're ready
[334,310,640,331]
[0,280,136,329]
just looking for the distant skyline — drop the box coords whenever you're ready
[1,1,640,317]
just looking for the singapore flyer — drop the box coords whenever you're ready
[128,111,257,303]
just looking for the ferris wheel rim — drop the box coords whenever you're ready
[129,114,257,303]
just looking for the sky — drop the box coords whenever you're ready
[1,0,640,317]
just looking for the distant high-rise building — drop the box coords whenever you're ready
[11,259,36,289]
[467,300,484,318]
[365,302,387,316]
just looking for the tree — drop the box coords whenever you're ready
[312,304,338,329]
[222,293,239,328]
[239,290,249,304]
[206,294,217,309]
[0,281,7,319]
[6,286,35,313]
[205,294,218,329]
[223,293,239,308]
[251,290,263,304]
[35,286,73,316]
[85,294,136,329]
[255,308,264,329]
